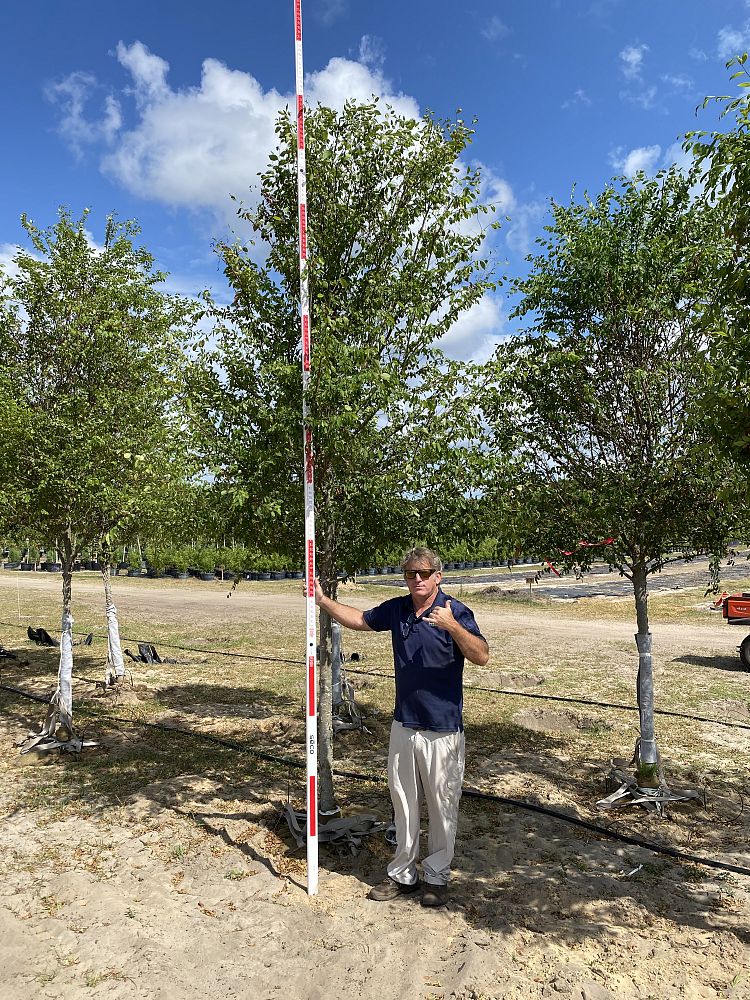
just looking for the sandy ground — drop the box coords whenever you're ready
[1,568,749,1000]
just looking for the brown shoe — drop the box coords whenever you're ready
[367,876,420,901]
[420,884,448,907]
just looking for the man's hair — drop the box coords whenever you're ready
[400,547,443,572]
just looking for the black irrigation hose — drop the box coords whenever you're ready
[0,684,49,705]
[4,618,750,733]
[346,667,750,733]
[0,619,304,666]
[335,762,750,879]
[2,681,749,879]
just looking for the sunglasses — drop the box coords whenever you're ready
[404,569,436,580]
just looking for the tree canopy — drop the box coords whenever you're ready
[484,167,735,585]
[195,100,499,589]
[685,53,750,463]
[0,208,197,562]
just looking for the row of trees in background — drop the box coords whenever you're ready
[0,58,748,797]
[0,541,297,576]
[0,538,533,577]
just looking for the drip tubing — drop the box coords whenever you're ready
[3,619,750,732]
[1,682,749,879]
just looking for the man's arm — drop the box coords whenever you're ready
[314,578,374,632]
[449,626,490,666]
[426,601,489,666]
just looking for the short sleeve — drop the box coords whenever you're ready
[451,601,485,640]
[363,597,399,632]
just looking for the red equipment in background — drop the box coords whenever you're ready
[722,592,750,668]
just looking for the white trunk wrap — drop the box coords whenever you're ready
[106,601,125,678]
[58,610,74,730]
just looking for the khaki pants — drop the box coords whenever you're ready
[386,720,465,887]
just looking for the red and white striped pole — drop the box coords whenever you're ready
[293,0,318,896]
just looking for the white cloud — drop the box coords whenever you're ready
[440,294,506,362]
[358,35,385,69]
[618,44,659,109]
[662,141,696,176]
[0,243,22,280]
[483,171,515,215]
[661,73,693,95]
[609,144,662,176]
[45,71,122,155]
[562,88,592,110]
[315,0,348,25]
[620,44,648,80]
[115,40,169,105]
[466,164,516,218]
[482,16,510,43]
[718,24,750,60]
[48,42,517,278]
[306,57,418,118]
[449,164,514,250]
[619,81,657,111]
[100,52,284,213]
[632,85,658,110]
[608,141,698,184]
[587,0,626,20]
[47,40,421,225]
[505,200,548,259]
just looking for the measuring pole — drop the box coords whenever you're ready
[293,0,319,896]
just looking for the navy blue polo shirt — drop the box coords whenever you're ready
[363,589,485,732]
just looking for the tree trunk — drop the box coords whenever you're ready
[56,534,76,737]
[316,528,338,814]
[101,545,125,684]
[317,606,336,813]
[331,621,343,706]
[631,559,659,788]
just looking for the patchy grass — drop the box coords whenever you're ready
[1,568,749,868]
[83,966,130,988]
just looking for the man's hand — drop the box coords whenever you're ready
[426,600,457,632]
[302,577,325,606]
[427,600,489,666]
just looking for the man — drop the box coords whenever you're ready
[314,546,489,907]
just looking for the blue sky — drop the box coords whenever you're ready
[2,0,749,359]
